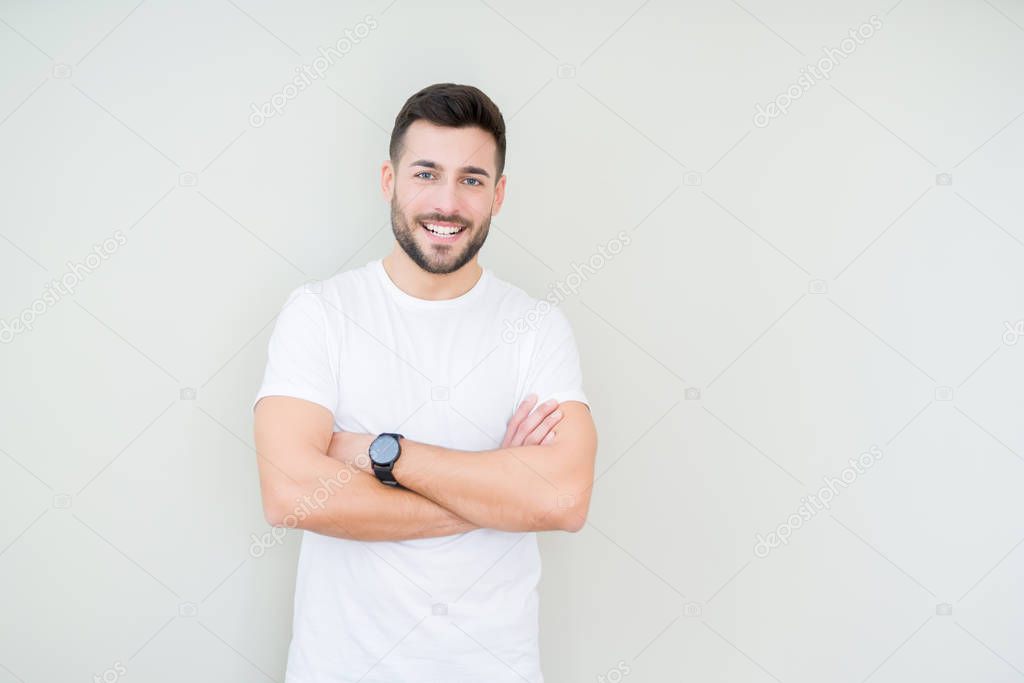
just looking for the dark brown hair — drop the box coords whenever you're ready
[389,83,507,177]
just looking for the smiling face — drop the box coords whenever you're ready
[384,120,506,275]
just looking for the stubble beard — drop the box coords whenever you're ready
[390,193,491,275]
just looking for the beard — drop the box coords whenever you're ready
[390,193,490,275]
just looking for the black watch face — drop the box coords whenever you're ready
[370,435,400,465]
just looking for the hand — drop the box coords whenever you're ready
[327,430,374,473]
[501,394,563,448]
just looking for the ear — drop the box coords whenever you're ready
[380,160,395,200]
[491,174,507,217]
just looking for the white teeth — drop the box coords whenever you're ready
[423,223,463,235]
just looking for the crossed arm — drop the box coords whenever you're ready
[253,394,597,542]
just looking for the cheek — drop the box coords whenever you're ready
[467,196,495,221]
[400,203,423,226]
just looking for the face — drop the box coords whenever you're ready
[384,120,506,275]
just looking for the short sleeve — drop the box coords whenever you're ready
[251,286,339,414]
[521,304,589,408]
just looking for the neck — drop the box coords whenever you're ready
[382,245,483,301]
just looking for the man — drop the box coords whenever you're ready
[252,82,597,682]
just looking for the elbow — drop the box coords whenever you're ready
[263,495,288,528]
[552,490,591,533]
[260,470,322,530]
[262,488,303,530]
[517,505,587,534]
[559,507,587,533]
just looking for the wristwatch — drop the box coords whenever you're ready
[368,432,404,487]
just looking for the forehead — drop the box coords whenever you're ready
[400,120,497,173]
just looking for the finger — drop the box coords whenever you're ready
[503,394,538,448]
[523,409,562,446]
[542,431,556,444]
[513,400,559,445]
[502,394,537,447]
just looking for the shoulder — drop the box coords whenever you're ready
[317,261,377,302]
[484,269,576,344]
[284,261,378,315]
[265,263,376,340]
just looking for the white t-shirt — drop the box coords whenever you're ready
[253,258,589,683]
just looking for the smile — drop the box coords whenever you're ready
[420,221,467,241]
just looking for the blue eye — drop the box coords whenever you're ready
[464,178,482,186]
[415,171,434,179]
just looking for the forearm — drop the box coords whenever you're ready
[391,440,579,533]
[264,448,478,541]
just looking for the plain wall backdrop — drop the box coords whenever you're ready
[1,0,1023,681]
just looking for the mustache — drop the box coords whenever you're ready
[417,215,469,228]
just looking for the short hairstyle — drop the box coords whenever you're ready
[389,83,507,177]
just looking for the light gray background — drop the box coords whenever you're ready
[1,0,1023,681]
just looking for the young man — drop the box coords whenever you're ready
[252,83,597,682]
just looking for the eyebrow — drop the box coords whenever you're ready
[409,159,491,179]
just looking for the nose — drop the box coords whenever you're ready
[430,176,461,220]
